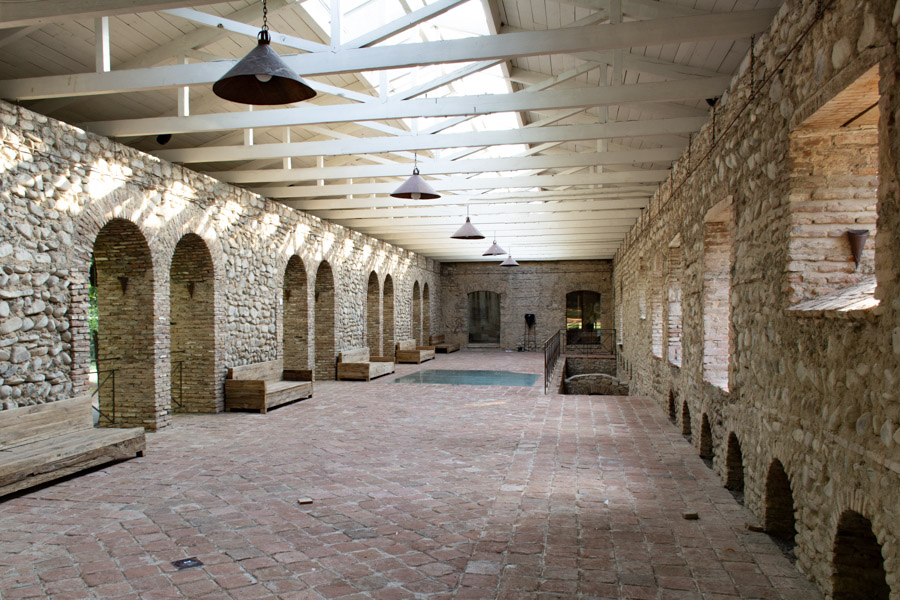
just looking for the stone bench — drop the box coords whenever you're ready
[428,333,459,354]
[396,339,436,364]
[0,395,145,498]
[225,359,313,413]
[336,348,395,381]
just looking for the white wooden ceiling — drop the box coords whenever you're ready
[0,0,782,261]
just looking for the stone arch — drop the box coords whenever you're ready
[314,261,337,380]
[92,219,157,429]
[832,510,890,599]
[725,432,744,492]
[168,233,217,413]
[383,274,395,352]
[764,459,797,547]
[667,389,676,422]
[681,401,692,439]
[423,282,431,343]
[283,256,309,370]
[412,281,421,344]
[699,413,714,460]
[366,271,380,354]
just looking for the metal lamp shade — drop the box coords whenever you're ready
[390,168,440,200]
[483,241,506,256]
[499,254,519,267]
[213,34,316,105]
[450,217,485,240]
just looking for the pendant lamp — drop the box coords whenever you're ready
[391,156,440,200]
[450,205,484,240]
[213,0,316,105]
[499,248,519,267]
[483,232,506,256]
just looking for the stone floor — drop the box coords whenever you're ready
[0,351,822,599]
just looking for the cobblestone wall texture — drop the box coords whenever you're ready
[439,260,613,351]
[614,0,900,595]
[0,100,439,430]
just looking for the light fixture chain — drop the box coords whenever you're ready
[262,0,269,32]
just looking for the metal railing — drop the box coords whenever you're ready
[171,360,184,410]
[92,366,118,425]
[565,328,617,356]
[543,329,562,394]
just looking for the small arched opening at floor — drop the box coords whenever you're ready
[699,413,714,467]
[681,401,692,441]
[764,459,797,560]
[667,390,677,422]
[832,510,890,600]
[725,432,744,504]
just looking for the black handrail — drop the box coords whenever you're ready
[171,361,184,410]
[542,329,562,395]
[91,368,117,425]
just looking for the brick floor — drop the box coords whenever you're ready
[0,351,821,599]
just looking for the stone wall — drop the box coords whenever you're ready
[439,260,614,351]
[613,0,899,595]
[0,100,439,429]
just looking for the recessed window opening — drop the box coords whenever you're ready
[787,65,880,305]
[566,290,601,344]
[468,291,500,344]
[702,198,733,392]
[667,238,683,366]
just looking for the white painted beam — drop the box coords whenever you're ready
[155,116,706,163]
[209,147,682,183]
[94,17,110,73]
[0,0,226,29]
[310,205,643,220]
[87,76,722,138]
[306,211,640,227]
[258,170,669,198]
[0,10,777,99]
[341,0,472,49]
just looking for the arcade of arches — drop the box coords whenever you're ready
[0,0,898,597]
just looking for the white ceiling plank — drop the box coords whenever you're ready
[154,115,705,162]
[327,211,639,227]
[83,76,727,136]
[0,0,227,29]
[257,169,668,197]
[342,0,473,49]
[310,204,643,219]
[0,9,777,99]
[210,146,682,182]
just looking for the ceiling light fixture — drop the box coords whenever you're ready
[450,205,484,240]
[390,154,439,200]
[213,0,317,106]
[483,232,506,256]
[499,248,519,267]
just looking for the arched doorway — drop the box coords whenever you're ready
[169,234,216,413]
[832,511,889,599]
[566,290,601,344]
[468,291,500,344]
[283,256,309,369]
[412,281,421,344]
[764,459,796,550]
[93,219,156,428]
[423,283,431,343]
[314,261,336,380]
[384,274,395,352]
[366,272,380,354]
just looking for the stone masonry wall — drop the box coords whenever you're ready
[0,100,439,429]
[614,0,900,595]
[440,260,613,351]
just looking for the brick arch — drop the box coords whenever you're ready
[412,281,421,344]
[92,218,159,429]
[283,256,310,370]
[383,274,396,351]
[832,510,890,599]
[366,271,381,354]
[314,261,337,380]
[764,459,797,548]
[168,233,218,414]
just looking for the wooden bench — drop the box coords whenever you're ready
[225,359,313,413]
[428,333,460,354]
[337,349,395,381]
[0,395,145,498]
[395,339,436,364]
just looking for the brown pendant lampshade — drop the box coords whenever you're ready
[213,2,316,106]
[390,167,440,200]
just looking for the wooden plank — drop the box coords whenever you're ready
[227,360,283,381]
[0,396,93,450]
